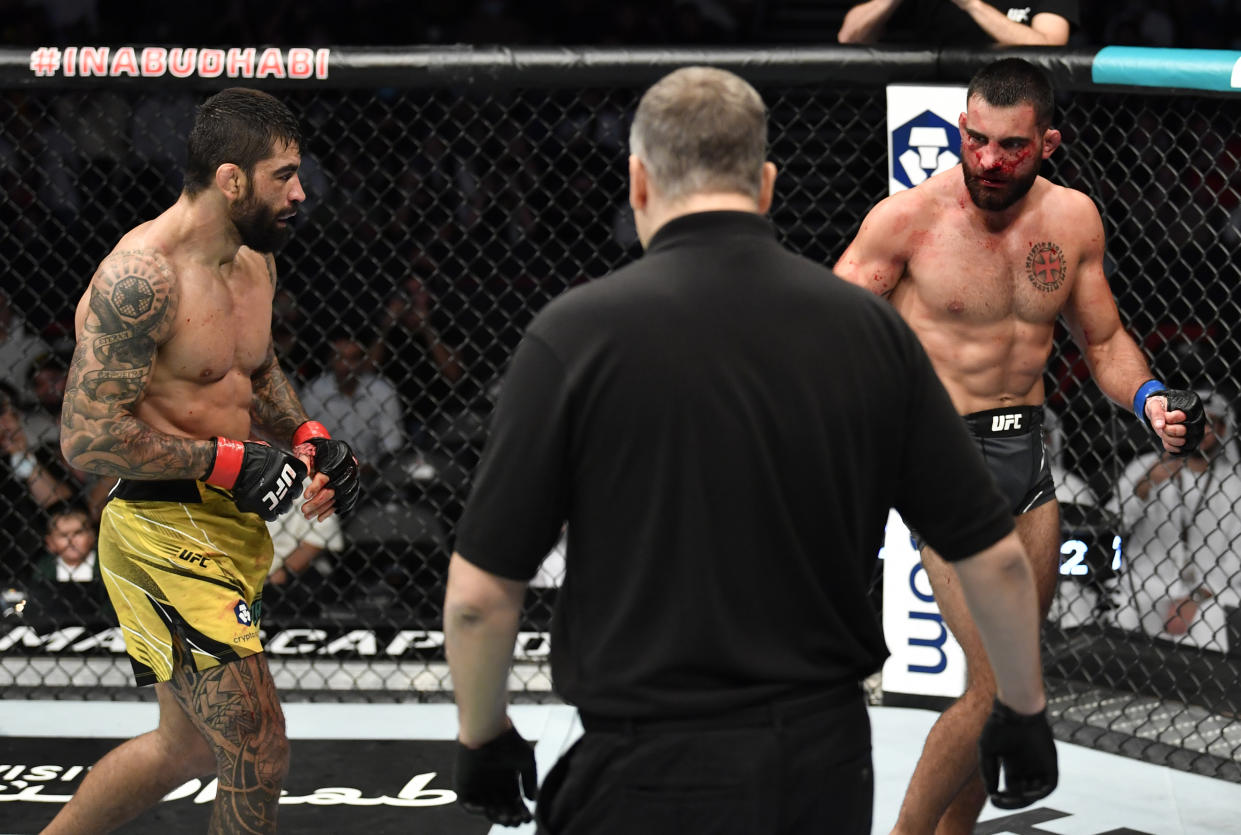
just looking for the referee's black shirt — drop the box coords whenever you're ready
[455,210,1013,720]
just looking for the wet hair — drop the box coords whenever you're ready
[182,88,302,196]
[966,58,1055,129]
[629,66,768,202]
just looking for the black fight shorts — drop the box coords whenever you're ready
[912,406,1056,551]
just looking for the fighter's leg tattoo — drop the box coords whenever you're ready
[166,641,288,835]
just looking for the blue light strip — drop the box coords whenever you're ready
[1092,46,1241,94]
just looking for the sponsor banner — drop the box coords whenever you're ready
[0,626,551,662]
[0,737,490,834]
[882,87,969,700]
[880,510,967,699]
[26,46,330,80]
[1093,46,1241,94]
[886,84,967,195]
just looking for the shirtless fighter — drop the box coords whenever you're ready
[834,58,1204,834]
[45,88,360,834]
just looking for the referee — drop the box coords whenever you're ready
[444,66,1057,833]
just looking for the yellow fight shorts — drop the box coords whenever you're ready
[98,479,274,686]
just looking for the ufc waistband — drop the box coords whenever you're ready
[964,406,1042,438]
[579,680,862,735]
[110,479,237,504]
[111,478,203,503]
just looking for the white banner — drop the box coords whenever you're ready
[880,84,969,701]
[880,510,966,698]
[886,84,967,195]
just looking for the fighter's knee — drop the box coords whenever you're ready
[252,718,291,782]
[267,727,291,781]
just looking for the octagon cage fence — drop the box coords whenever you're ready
[0,45,1239,783]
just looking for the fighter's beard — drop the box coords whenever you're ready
[232,196,290,253]
[962,165,1039,212]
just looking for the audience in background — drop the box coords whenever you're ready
[32,504,98,585]
[264,491,345,619]
[370,261,469,443]
[0,0,1235,637]
[0,1,1228,51]
[26,503,110,626]
[838,0,1077,47]
[22,351,69,451]
[299,335,405,477]
[0,289,50,402]
[1110,391,1241,651]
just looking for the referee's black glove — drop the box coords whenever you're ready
[978,699,1058,810]
[453,725,537,827]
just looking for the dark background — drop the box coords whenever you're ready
[0,1,1230,51]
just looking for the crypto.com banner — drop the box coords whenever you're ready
[880,84,968,703]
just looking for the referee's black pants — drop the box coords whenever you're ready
[535,683,872,835]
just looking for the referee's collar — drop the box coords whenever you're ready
[645,210,776,255]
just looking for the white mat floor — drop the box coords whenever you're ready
[3,701,1239,834]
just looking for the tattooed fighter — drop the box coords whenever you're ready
[835,59,1204,835]
[46,88,360,835]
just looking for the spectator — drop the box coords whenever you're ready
[0,382,74,583]
[7,352,119,520]
[271,288,319,387]
[838,0,1077,47]
[0,289,51,400]
[22,350,69,450]
[25,503,111,628]
[371,263,469,439]
[264,490,345,619]
[1110,390,1241,651]
[0,379,71,503]
[32,504,99,585]
[300,335,405,475]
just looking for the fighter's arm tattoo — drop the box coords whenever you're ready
[249,253,309,443]
[60,250,215,479]
[250,345,309,444]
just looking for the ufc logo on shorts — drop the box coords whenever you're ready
[991,414,1023,431]
[262,463,299,511]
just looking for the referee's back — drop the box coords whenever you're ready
[456,209,1010,719]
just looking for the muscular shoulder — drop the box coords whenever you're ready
[1037,181,1100,227]
[862,184,939,238]
[1036,181,1104,252]
[835,178,945,291]
[83,248,180,343]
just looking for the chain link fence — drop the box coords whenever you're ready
[0,47,1238,779]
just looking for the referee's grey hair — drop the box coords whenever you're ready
[629,66,768,203]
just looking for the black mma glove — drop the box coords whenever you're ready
[453,725,538,827]
[978,699,1058,810]
[1151,388,1205,457]
[292,421,360,514]
[204,438,307,522]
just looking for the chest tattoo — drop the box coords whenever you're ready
[1025,241,1066,293]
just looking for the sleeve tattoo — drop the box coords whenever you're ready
[250,254,309,443]
[60,250,215,479]
[250,347,309,444]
